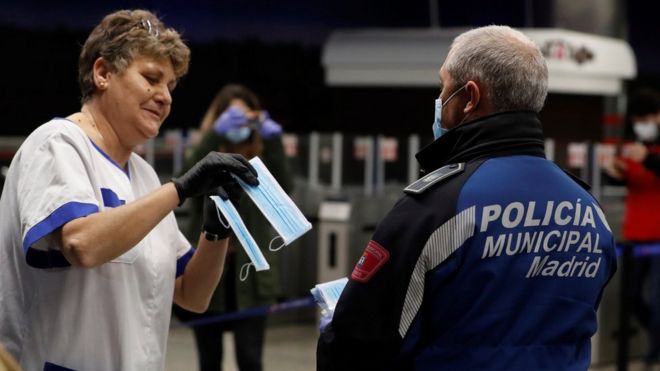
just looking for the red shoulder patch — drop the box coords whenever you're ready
[351,240,390,283]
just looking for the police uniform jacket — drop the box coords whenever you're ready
[317,111,617,371]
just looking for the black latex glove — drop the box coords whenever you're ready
[172,152,258,206]
[202,195,230,241]
[217,180,243,206]
[202,182,244,241]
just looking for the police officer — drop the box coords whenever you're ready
[317,25,617,371]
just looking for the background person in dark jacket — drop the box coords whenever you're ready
[174,84,292,371]
[317,25,617,371]
[604,88,660,369]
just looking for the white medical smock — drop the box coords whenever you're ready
[0,118,193,371]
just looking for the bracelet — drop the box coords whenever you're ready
[203,230,225,242]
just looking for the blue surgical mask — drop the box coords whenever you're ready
[432,98,447,139]
[432,85,466,140]
[225,126,253,143]
[210,195,270,280]
[236,157,312,250]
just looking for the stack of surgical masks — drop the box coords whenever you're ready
[211,156,312,280]
[311,277,349,330]
[310,277,348,315]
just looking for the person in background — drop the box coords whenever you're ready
[317,25,617,371]
[604,88,660,370]
[174,84,292,371]
[0,10,259,370]
[609,89,660,177]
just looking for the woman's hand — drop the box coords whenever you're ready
[171,152,258,205]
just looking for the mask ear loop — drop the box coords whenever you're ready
[268,236,285,252]
[214,201,231,229]
[240,262,253,282]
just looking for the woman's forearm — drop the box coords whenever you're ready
[59,182,180,267]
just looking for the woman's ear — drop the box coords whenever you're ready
[92,57,111,90]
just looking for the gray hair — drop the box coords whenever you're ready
[444,25,548,113]
[78,9,190,104]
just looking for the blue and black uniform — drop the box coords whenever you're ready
[317,111,617,371]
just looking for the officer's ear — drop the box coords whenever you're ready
[463,80,480,114]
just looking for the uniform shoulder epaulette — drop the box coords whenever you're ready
[562,169,591,191]
[403,163,465,195]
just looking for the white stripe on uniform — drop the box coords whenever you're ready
[399,206,476,337]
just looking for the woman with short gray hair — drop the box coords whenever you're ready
[0,9,258,370]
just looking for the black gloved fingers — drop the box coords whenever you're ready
[210,184,243,211]
[218,153,259,186]
[222,181,243,204]
[213,186,229,200]
[172,152,217,204]
[171,152,259,206]
[197,152,256,182]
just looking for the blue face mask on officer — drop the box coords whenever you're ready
[432,85,466,140]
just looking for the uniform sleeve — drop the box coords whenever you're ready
[155,206,194,278]
[18,131,100,268]
[175,234,194,278]
[316,196,455,370]
[173,223,194,278]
